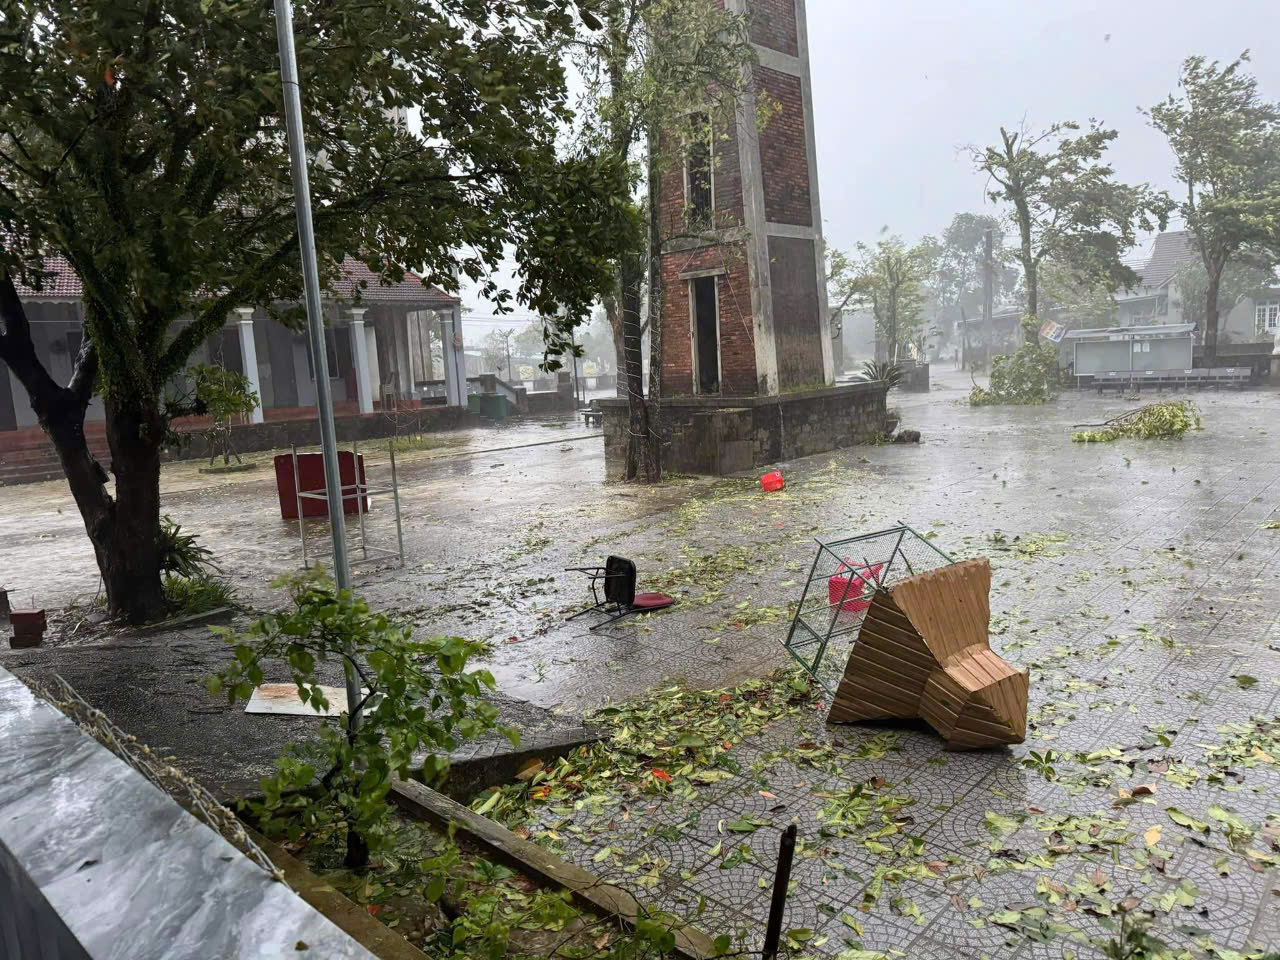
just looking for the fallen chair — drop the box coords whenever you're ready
[828,557,1028,749]
[565,555,674,630]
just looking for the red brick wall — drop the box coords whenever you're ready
[654,121,745,241]
[757,67,812,227]
[657,243,756,397]
[748,0,798,56]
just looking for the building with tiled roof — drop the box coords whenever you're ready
[2,255,467,434]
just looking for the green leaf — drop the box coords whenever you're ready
[1166,807,1210,834]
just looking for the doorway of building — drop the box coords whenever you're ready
[692,275,720,394]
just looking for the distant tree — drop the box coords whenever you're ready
[511,322,546,363]
[837,236,930,363]
[1173,259,1274,342]
[1037,261,1118,331]
[479,330,514,376]
[1146,52,1280,359]
[971,122,1172,327]
[0,0,631,622]
[926,213,1018,333]
[189,363,259,466]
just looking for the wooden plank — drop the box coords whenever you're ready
[827,556,1027,749]
[390,779,716,960]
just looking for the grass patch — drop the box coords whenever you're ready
[387,433,467,454]
[162,573,235,617]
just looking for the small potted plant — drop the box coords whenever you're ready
[884,406,902,435]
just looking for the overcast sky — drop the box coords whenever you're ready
[808,0,1280,256]
[459,0,1279,335]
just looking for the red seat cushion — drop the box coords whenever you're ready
[632,592,674,610]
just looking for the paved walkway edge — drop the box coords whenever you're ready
[389,778,716,960]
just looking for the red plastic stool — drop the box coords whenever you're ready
[761,470,785,492]
[828,561,884,613]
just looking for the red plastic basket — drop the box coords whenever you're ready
[827,561,884,613]
[760,470,785,492]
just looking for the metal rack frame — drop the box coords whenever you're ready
[783,523,955,696]
[291,438,405,569]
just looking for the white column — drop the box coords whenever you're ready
[440,307,466,407]
[349,308,373,414]
[234,307,264,424]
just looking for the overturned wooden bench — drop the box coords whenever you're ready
[828,557,1028,749]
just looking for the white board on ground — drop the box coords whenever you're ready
[245,682,365,717]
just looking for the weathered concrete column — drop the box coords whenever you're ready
[234,307,264,423]
[349,308,373,414]
[440,306,467,407]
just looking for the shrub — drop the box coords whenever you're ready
[159,515,220,578]
[968,319,1059,406]
[207,568,509,867]
[163,573,235,617]
[860,359,903,389]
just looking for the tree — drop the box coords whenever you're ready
[480,329,514,376]
[0,0,633,622]
[575,0,759,482]
[1037,261,1118,331]
[836,236,930,364]
[1173,258,1274,342]
[1146,52,1280,360]
[189,362,259,466]
[925,213,1018,344]
[971,122,1171,327]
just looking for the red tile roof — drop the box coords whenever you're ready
[11,255,459,305]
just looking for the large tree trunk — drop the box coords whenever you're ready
[1,272,166,624]
[1203,265,1222,365]
[100,400,167,622]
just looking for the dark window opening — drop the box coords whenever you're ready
[686,117,713,226]
[692,276,719,394]
[305,328,342,380]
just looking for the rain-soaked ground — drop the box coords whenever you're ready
[3,368,1279,956]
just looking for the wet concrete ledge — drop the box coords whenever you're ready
[0,665,376,959]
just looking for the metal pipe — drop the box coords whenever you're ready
[291,443,307,568]
[273,0,359,730]
[762,824,797,960]
[353,437,368,560]
[389,440,405,567]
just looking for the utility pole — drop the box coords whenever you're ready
[274,0,360,729]
[982,227,994,366]
[501,329,513,381]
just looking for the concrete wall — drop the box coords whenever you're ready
[170,404,475,463]
[0,667,375,959]
[598,380,887,477]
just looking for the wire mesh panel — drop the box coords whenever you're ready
[783,524,955,695]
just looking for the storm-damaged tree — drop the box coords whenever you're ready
[970,121,1172,334]
[566,0,761,482]
[1145,52,1280,362]
[1174,259,1275,344]
[0,0,634,623]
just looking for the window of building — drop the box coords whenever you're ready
[684,116,713,227]
[1256,300,1280,332]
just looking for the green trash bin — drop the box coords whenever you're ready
[468,393,510,419]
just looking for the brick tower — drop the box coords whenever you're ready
[656,0,831,398]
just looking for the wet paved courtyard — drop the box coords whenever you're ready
[2,369,1279,956]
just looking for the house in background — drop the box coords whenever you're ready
[0,256,467,435]
[1115,230,1280,350]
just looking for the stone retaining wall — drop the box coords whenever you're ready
[598,381,887,477]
